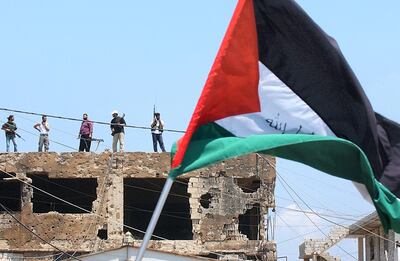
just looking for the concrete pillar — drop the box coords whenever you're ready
[358,237,364,261]
[374,230,380,261]
[387,230,399,261]
[312,253,317,261]
[379,227,386,261]
[107,174,124,239]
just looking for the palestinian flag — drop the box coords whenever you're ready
[170,0,400,232]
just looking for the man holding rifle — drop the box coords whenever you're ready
[150,112,166,152]
[1,115,18,152]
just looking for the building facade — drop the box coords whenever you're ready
[0,152,276,260]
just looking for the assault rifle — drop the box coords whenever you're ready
[111,113,125,136]
[2,122,25,141]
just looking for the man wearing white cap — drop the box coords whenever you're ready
[110,110,126,152]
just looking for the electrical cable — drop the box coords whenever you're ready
[276,226,335,245]
[0,168,157,239]
[276,174,358,260]
[13,112,110,151]
[0,202,81,261]
[0,150,394,258]
[0,119,77,151]
[254,153,358,259]
[1,161,385,242]
[0,107,185,133]
[275,195,368,218]
[257,154,398,245]
[174,179,366,222]
[0,168,242,261]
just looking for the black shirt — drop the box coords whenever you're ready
[111,116,126,134]
[2,121,17,136]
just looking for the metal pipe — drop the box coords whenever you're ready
[135,177,174,261]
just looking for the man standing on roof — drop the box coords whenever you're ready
[111,110,126,152]
[79,113,93,152]
[34,115,50,152]
[1,115,18,152]
[151,112,166,152]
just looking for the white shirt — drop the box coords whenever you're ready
[38,122,50,135]
[151,119,164,134]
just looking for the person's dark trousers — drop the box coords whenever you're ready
[79,134,92,152]
[152,133,166,152]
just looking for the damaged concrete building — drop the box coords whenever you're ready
[0,152,277,260]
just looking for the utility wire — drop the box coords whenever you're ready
[174,179,365,222]
[260,154,398,246]
[1,152,394,257]
[0,168,156,239]
[1,157,388,244]
[13,112,110,151]
[0,119,77,151]
[0,202,81,261]
[0,168,241,261]
[276,174,358,260]
[255,153,357,260]
[0,107,185,133]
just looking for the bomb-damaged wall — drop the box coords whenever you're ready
[0,152,276,260]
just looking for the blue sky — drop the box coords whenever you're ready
[0,1,399,260]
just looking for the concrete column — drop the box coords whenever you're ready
[387,230,399,261]
[358,237,364,261]
[107,174,124,240]
[312,253,317,261]
[379,227,386,261]
[374,230,380,261]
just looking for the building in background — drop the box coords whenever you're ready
[299,212,400,261]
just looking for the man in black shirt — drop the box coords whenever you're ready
[1,115,18,152]
[111,110,126,152]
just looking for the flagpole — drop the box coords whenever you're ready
[135,176,174,261]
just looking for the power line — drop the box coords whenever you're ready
[274,206,366,222]
[0,202,81,261]
[0,119,77,151]
[0,107,185,133]
[257,154,398,244]
[276,173,358,260]
[14,112,110,152]
[255,154,357,260]
[0,168,241,261]
[0,168,156,238]
[1,155,388,243]
[1,152,394,258]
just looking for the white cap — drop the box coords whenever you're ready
[111,110,118,115]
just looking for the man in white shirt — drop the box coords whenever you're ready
[150,113,166,152]
[34,115,50,152]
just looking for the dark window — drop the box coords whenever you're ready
[200,193,212,209]
[0,172,21,211]
[239,203,260,240]
[199,253,219,259]
[29,174,97,213]
[124,178,193,240]
[97,228,108,240]
[236,177,261,193]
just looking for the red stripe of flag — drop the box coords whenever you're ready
[172,0,259,168]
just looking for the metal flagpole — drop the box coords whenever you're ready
[135,176,174,261]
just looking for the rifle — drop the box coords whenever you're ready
[111,113,126,136]
[15,132,25,141]
[2,122,25,141]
